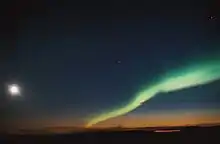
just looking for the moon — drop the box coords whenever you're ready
[8,84,21,96]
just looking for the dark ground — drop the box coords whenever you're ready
[1,126,220,144]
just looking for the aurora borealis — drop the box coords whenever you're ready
[86,58,220,127]
[2,0,220,131]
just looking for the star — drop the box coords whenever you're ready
[209,15,216,20]
[116,60,122,64]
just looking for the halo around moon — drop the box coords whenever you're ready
[8,84,21,96]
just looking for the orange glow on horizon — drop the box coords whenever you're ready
[8,110,220,130]
[92,111,220,128]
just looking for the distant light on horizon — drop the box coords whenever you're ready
[154,130,180,133]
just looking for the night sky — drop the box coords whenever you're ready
[1,0,220,130]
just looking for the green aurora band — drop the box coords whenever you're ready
[86,58,220,127]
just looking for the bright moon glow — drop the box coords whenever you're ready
[8,84,21,96]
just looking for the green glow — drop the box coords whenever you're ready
[159,61,220,92]
[86,58,220,127]
[86,85,159,127]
